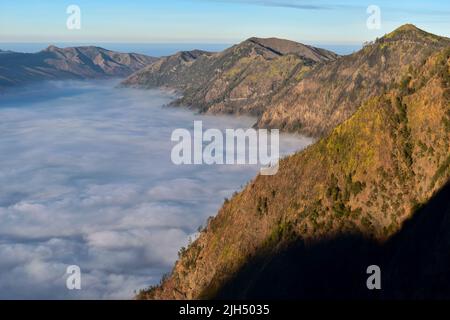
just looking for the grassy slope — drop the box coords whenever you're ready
[258,25,450,137]
[123,38,337,117]
[139,47,450,299]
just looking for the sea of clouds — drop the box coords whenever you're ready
[0,80,313,299]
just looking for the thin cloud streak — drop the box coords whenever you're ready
[202,0,332,10]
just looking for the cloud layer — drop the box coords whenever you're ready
[0,80,312,299]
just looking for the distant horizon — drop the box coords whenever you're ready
[0,42,363,56]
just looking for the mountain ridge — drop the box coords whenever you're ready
[138,42,450,299]
[122,37,338,116]
[257,24,450,136]
[122,49,213,90]
[0,45,157,89]
[124,24,450,138]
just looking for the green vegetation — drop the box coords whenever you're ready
[137,27,450,300]
[256,196,269,216]
[431,154,450,188]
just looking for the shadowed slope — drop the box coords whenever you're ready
[214,181,450,299]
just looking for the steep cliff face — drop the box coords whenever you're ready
[139,47,450,299]
[0,46,156,88]
[258,24,450,137]
[123,37,338,116]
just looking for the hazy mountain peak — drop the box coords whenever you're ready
[0,46,156,89]
[43,45,114,54]
[246,36,304,50]
[171,49,212,61]
[44,44,60,52]
[241,36,338,62]
[44,45,106,53]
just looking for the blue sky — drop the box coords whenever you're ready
[0,0,449,44]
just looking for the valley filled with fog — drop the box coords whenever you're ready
[0,80,312,298]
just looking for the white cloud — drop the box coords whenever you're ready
[0,80,312,298]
